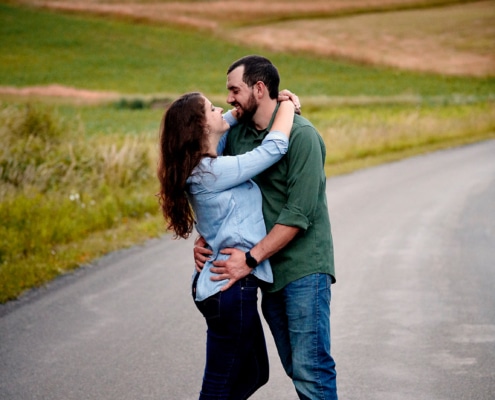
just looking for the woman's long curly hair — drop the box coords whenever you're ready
[157,92,208,239]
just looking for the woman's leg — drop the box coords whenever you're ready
[194,276,269,400]
[195,282,242,400]
[230,276,269,399]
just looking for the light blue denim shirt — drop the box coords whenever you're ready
[187,112,288,301]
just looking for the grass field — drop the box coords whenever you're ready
[0,0,494,303]
[8,0,494,77]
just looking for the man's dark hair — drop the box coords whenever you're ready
[227,55,280,99]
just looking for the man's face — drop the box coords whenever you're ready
[226,66,258,123]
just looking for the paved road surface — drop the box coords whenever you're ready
[1,140,494,400]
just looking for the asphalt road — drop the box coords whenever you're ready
[1,140,494,400]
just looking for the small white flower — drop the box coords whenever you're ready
[69,192,80,201]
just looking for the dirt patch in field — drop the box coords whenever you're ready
[230,1,495,77]
[0,85,119,102]
[18,0,459,28]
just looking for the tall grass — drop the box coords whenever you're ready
[0,103,160,302]
[312,101,495,174]
[2,99,493,302]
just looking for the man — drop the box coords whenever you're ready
[195,55,337,399]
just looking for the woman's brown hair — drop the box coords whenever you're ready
[157,92,208,239]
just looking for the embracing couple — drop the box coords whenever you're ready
[157,55,337,400]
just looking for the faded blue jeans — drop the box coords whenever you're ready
[193,274,269,400]
[261,273,338,400]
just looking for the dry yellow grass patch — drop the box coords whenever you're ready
[17,0,466,29]
[230,1,495,76]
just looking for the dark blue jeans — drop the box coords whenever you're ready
[193,275,269,400]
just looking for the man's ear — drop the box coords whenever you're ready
[254,81,265,99]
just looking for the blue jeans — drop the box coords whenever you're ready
[193,275,269,400]
[261,273,337,400]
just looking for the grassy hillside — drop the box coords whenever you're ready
[1,3,493,97]
[0,1,493,303]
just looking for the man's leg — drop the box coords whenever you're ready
[263,274,337,400]
[261,288,294,378]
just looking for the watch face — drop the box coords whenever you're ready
[247,257,257,268]
[246,251,258,268]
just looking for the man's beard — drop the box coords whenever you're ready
[234,93,258,124]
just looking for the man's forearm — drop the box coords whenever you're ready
[250,224,300,263]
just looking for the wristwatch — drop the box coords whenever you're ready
[245,250,259,269]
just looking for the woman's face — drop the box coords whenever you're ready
[203,97,229,135]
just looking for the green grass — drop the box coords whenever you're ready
[0,3,494,98]
[0,2,494,303]
[61,103,165,136]
[0,102,162,302]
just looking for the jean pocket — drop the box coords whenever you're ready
[242,275,260,289]
[241,283,259,304]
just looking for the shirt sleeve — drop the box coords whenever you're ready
[217,110,238,155]
[198,131,288,193]
[223,109,237,127]
[275,124,326,230]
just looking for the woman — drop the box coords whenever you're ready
[157,92,295,399]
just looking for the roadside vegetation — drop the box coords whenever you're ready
[0,103,161,302]
[0,1,493,303]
